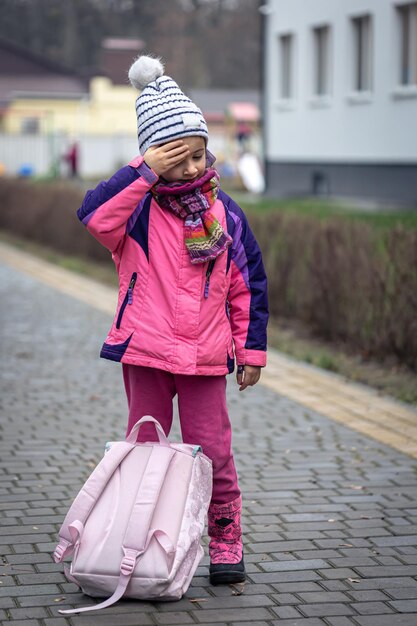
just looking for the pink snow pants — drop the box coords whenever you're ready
[122,364,241,505]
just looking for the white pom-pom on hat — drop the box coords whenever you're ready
[129,55,209,154]
[128,55,164,90]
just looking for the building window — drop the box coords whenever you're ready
[21,117,39,134]
[279,33,294,99]
[351,14,373,91]
[397,2,417,85]
[313,25,331,96]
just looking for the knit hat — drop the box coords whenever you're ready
[128,55,209,155]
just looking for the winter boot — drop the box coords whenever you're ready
[208,495,246,585]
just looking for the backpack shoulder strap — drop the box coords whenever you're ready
[54,441,133,562]
[124,444,176,552]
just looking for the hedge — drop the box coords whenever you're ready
[251,210,417,369]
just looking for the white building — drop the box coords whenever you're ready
[263,0,417,205]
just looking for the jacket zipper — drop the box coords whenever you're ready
[116,272,137,329]
[204,260,216,298]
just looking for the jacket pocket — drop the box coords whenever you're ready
[116,272,137,329]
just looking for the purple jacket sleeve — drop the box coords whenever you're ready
[77,156,158,253]
[221,191,268,366]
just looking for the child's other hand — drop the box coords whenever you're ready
[236,365,261,391]
[144,140,190,176]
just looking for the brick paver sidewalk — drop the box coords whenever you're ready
[2,253,417,626]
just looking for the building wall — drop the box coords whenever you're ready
[4,99,84,135]
[264,0,417,202]
[264,161,417,206]
[86,77,137,134]
[3,77,137,136]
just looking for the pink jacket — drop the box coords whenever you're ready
[77,156,268,376]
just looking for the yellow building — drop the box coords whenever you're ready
[0,38,140,136]
[81,76,137,135]
[5,78,137,136]
[4,78,138,136]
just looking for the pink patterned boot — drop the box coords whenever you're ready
[208,495,246,585]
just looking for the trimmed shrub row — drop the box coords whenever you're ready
[0,178,108,263]
[1,178,416,370]
[250,211,417,370]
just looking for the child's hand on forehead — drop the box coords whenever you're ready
[144,140,190,176]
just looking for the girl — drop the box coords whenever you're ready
[77,56,268,586]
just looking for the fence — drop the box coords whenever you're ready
[0,133,138,179]
[0,130,247,180]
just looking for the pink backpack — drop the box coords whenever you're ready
[53,416,213,614]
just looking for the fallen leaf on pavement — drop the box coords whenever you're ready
[230,582,246,595]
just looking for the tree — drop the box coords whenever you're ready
[0,0,261,88]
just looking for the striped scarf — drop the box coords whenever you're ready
[153,169,232,264]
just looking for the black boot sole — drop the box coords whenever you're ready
[209,558,246,585]
[209,569,246,585]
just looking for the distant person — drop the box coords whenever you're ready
[63,142,79,178]
[76,56,268,586]
[236,122,252,153]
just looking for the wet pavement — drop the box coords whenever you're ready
[2,255,417,626]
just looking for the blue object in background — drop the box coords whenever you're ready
[18,164,35,177]
[218,161,235,178]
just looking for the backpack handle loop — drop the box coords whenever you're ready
[126,415,170,446]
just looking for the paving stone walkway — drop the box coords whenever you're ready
[2,257,417,626]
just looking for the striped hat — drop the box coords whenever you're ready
[128,55,209,155]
